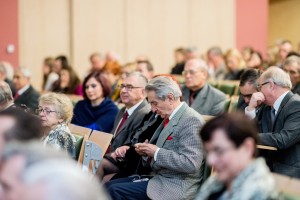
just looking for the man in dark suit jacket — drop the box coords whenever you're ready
[182,58,226,116]
[283,55,300,95]
[107,76,205,200]
[13,68,39,112]
[97,72,151,181]
[245,66,300,178]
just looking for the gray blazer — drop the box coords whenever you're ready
[147,102,205,200]
[182,84,226,116]
[257,91,300,178]
[110,100,151,152]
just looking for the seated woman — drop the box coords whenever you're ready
[38,92,76,159]
[71,71,118,132]
[224,48,246,80]
[42,57,59,92]
[51,66,83,96]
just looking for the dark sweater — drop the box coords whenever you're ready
[71,98,118,132]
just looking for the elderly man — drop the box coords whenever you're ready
[207,46,227,80]
[182,58,226,116]
[0,142,109,200]
[107,76,205,200]
[136,60,155,81]
[97,72,151,181]
[13,67,39,111]
[195,113,278,200]
[237,69,259,110]
[283,55,300,95]
[245,66,300,178]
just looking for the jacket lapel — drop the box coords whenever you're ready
[191,84,208,109]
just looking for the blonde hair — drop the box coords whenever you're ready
[225,48,246,69]
[39,93,73,123]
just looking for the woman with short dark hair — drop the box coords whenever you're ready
[71,71,118,132]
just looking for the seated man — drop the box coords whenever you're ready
[283,55,300,95]
[237,69,259,110]
[195,112,278,200]
[182,58,226,116]
[0,81,14,111]
[13,67,40,111]
[107,76,205,200]
[97,72,151,181]
[245,67,300,178]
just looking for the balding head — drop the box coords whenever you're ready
[183,59,208,91]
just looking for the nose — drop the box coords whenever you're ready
[206,152,217,167]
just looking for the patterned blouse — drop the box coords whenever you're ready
[42,123,76,159]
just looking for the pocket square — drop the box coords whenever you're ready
[167,136,173,140]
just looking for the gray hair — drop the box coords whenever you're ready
[16,67,32,78]
[207,46,223,56]
[283,55,300,73]
[0,81,13,106]
[0,63,7,74]
[261,66,292,89]
[126,71,148,87]
[146,76,182,100]
[1,142,109,200]
[185,58,209,72]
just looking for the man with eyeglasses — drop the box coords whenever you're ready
[182,58,226,116]
[237,69,259,111]
[97,72,151,182]
[245,66,300,178]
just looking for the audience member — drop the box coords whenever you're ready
[72,71,118,132]
[224,48,245,80]
[13,67,40,111]
[0,61,14,81]
[182,58,226,116]
[136,60,154,80]
[102,61,122,101]
[247,50,264,71]
[195,112,278,200]
[42,57,58,91]
[278,40,293,66]
[170,47,186,75]
[241,46,254,63]
[0,108,43,142]
[237,69,259,110]
[0,142,109,200]
[245,66,300,178]
[52,55,69,74]
[38,93,76,159]
[120,62,136,80]
[0,81,14,111]
[97,72,151,182]
[106,76,205,200]
[51,66,82,95]
[185,46,199,60]
[283,55,300,95]
[207,46,227,80]
[89,52,105,73]
[105,51,120,63]
[0,62,15,95]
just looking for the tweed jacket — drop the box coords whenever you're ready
[182,84,226,116]
[146,102,205,200]
[110,100,151,152]
[195,158,279,200]
[257,91,300,178]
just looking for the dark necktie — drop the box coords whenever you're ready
[14,93,19,100]
[115,111,128,137]
[189,91,196,106]
[270,107,276,127]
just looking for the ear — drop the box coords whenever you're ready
[242,138,255,158]
[167,93,175,102]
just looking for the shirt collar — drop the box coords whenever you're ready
[273,91,289,114]
[17,84,30,95]
[169,102,184,120]
[126,100,144,116]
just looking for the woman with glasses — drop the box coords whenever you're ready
[38,92,76,159]
[71,71,118,132]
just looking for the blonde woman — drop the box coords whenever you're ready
[224,48,246,80]
[37,92,76,159]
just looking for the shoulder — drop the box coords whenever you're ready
[206,84,226,99]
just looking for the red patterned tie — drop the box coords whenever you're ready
[14,93,19,100]
[163,118,169,128]
[115,111,128,137]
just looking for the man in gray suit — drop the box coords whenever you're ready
[245,66,300,178]
[97,72,151,182]
[107,76,205,200]
[182,58,226,116]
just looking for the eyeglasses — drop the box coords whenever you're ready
[182,70,200,76]
[36,108,57,115]
[256,81,271,91]
[206,146,235,158]
[119,84,143,91]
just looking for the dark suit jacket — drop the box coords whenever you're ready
[110,100,151,152]
[182,84,226,116]
[14,85,40,112]
[292,82,300,95]
[257,91,300,178]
